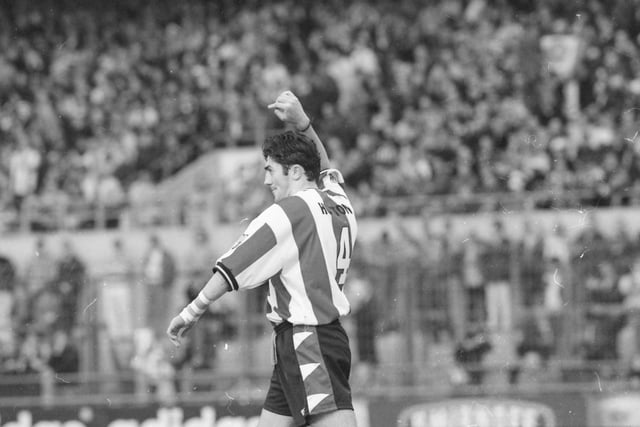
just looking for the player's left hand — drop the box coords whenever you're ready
[268,90,310,131]
[166,315,195,347]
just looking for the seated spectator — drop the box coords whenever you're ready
[454,324,492,385]
[46,328,80,383]
[131,328,176,404]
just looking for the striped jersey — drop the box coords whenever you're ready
[214,169,357,326]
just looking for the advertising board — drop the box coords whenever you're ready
[587,392,640,427]
[0,399,370,427]
[366,391,587,427]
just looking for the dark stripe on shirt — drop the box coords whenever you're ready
[270,273,292,321]
[279,195,339,324]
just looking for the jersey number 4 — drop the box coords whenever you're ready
[336,226,352,289]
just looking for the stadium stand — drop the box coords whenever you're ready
[1,0,640,424]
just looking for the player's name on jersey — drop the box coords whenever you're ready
[318,202,353,216]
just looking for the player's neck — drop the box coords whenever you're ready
[291,180,317,195]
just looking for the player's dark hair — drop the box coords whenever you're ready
[262,130,321,182]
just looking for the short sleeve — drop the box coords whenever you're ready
[214,204,289,291]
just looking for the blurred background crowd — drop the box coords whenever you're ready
[1,0,640,226]
[1,0,640,399]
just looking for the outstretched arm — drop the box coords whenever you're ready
[166,272,229,347]
[268,90,330,171]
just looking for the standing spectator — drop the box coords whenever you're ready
[0,253,17,361]
[541,257,567,356]
[20,237,58,327]
[517,218,546,307]
[182,228,222,370]
[101,237,139,370]
[460,230,485,327]
[0,252,16,291]
[360,229,403,331]
[618,257,640,374]
[582,261,624,361]
[9,137,41,216]
[24,237,58,296]
[141,234,176,335]
[345,267,379,388]
[54,239,87,333]
[480,220,514,333]
[183,228,216,285]
[418,224,453,336]
[104,237,135,278]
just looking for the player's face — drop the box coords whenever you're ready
[264,156,291,202]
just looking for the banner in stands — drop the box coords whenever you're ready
[587,392,640,427]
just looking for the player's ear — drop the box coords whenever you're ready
[290,164,305,181]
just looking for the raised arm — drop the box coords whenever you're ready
[268,91,330,171]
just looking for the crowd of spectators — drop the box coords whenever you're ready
[3,0,640,399]
[0,237,84,381]
[1,213,640,393]
[360,212,640,385]
[0,228,237,399]
[1,0,640,228]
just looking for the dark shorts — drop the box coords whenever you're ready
[264,320,353,426]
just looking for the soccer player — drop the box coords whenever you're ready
[167,91,358,427]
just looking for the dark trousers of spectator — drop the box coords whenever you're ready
[466,286,486,326]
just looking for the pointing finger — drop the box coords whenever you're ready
[268,101,288,110]
[168,334,180,347]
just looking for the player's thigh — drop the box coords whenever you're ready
[256,408,296,427]
[308,409,357,427]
